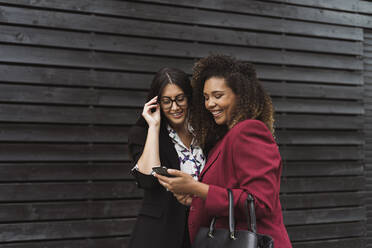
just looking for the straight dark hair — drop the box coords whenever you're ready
[136,67,192,128]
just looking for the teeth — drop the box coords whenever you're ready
[211,110,222,116]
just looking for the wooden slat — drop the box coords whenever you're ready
[281,176,364,193]
[263,81,363,99]
[280,192,364,209]
[287,222,365,241]
[0,182,142,202]
[292,238,364,248]
[276,114,363,130]
[283,161,363,177]
[0,84,147,107]
[276,130,362,145]
[0,144,128,162]
[283,207,365,225]
[0,43,362,70]
[0,162,134,181]
[0,237,129,248]
[280,146,363,160]
[0,64,363,88]
[0,4,363,40]
[273,98,363,114]
[0,219,135,242]
[140,0,371,28]
[0,104,140,125]
[0,200,141,222]
[0,124,128,143]
[0,24,363,55]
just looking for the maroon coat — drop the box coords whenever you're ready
[188,120,292,248]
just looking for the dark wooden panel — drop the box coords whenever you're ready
[0,44,193,71]
[0,237,129,248]
[263,81,363,99]
[283,161,363,176]
[287,222,365,241]
[281,192,364,209]
[276,130,362,145]
[0,84,147,107]
[281,176,364,193]
[0,182,142,202]
[256,65,363,85]
[0,104,140,125]
[0,200,141,222]
[0,43,362,70]
[0,4,363,40]
[283,207,365,225]
[292,238,364,248]
[0,65,154,89]
[0,162,134,181]
[273,98,363,114]
[140,0,371,28]
[0,124,128,143]
[280,146,363,160]
[0,144,128,162]
[0,219,135,242]
[276,114,363,130]
[0,64,363,88]
[0,24,363,55]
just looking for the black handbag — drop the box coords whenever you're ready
[192,189,274,248]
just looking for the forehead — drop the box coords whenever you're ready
[203,77,229,93]
[161,83,184,96]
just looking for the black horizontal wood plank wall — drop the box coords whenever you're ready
[365,29,372,248]
[0,0,369,247]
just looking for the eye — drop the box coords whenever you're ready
[161,98,171,104]
[203,95,209,101]
[215,94,223,99]
[176,95,185,101]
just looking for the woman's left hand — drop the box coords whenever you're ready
[154,169,196,195]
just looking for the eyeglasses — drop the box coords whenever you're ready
[158,94,188,110]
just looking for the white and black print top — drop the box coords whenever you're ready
[133,125,206,180]
[167,125,205,180]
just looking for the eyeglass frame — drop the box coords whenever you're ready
[157,94,189,110]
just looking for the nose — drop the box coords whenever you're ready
[170,101,180,111]
[205,99,216,110]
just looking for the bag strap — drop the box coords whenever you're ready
[245,194,257,233]
[227,189,236,240]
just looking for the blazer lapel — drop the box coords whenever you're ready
[159,127,180,170]
[199,147,221,181]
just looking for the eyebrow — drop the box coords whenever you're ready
[204,90,225,95]
[161,93,185,98]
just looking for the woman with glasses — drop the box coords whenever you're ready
[128,67,205,248]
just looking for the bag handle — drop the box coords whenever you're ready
[245,194,257,233]
[208,189,236,240]
[208,189,257,239]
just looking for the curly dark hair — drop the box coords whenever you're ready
[190,55,275,149]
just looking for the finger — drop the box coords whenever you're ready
[167,169,185,177]
[154,173,172,184]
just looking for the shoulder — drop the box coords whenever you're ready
[230,119,273,139]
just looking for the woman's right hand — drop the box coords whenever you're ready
[142,96,161,128]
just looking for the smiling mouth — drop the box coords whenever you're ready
[210,110,223,118]
[170,112,184,118]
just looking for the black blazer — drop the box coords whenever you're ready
[128,121,190,248]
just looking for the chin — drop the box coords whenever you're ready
[168,117,186,127]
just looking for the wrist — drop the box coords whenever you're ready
[192,182,209,199]
[148,124,160,131]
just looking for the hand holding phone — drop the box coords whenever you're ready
[152,166,175,177]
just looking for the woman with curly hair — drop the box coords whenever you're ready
[155,55,292,248]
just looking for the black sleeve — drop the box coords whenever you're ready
[128,125,160,189]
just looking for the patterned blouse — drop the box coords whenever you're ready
[167,125,205,180]
[133,125,206,181]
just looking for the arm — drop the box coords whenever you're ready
[204,120,281,219]
[128,96,162,189]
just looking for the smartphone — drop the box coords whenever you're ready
[152,166,175,177]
